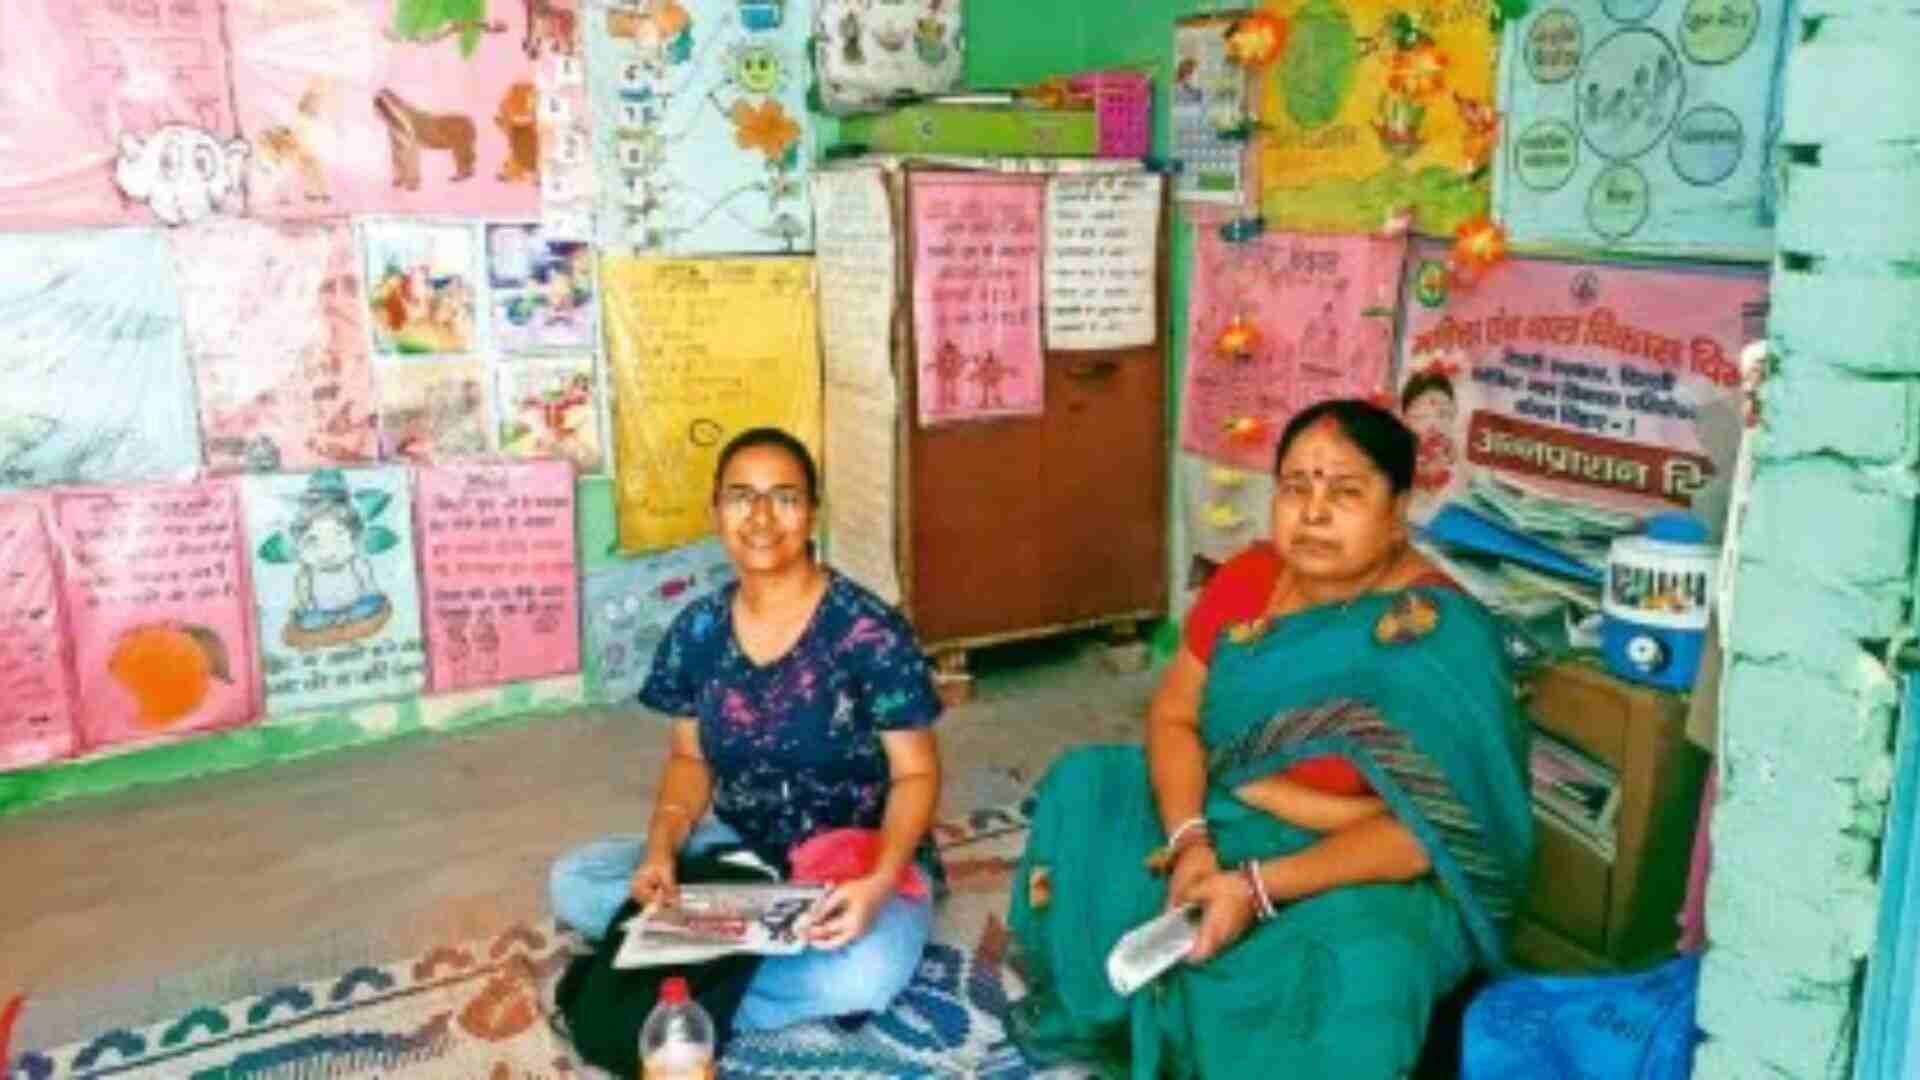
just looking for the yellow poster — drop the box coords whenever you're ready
[604,257,823,554]
[1256,0,1498,235]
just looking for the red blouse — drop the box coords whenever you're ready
[1183,543,1457,798]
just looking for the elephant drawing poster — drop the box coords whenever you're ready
[240,467,427,715]
[0,230,202,491]
[0,1,243,229]
[225,0,543,219]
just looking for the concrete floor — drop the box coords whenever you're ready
[0,638,1155,1052]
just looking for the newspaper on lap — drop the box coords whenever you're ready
[615,883,831,969]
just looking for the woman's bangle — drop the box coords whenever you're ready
[1166,816,1210,852]
[1242,859,1276,922]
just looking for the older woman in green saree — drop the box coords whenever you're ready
[1009,399,1534,1079]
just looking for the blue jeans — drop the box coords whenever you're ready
[548,821,932,1033]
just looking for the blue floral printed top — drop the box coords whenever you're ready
[639,570,944,876]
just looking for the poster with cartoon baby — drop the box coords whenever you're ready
[240,467,427,715]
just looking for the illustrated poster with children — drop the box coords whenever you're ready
[363,220,483,355]
[1180,223,1405,471]
[485,223,597,353]
[0,498,78,771]
[495,354,605,473]
[1395,242,1766,522]
[240,467,427,715]
[53,482,258,750]
[415,461,580,692]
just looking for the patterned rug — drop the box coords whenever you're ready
[6,801,1076,1080]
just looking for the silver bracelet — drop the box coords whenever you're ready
[1166,816,1210,851]
[1242,859,1276,922]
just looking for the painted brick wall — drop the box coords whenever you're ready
[1695,5,1920,1077]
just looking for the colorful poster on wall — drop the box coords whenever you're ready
[812,0,965,114]
[496,354,604,472]
[0,229,200,490]
[582,537,733,705]
[240,468,426,714]
[1172,14,1257,205]
[588,0,814,254]
[377,357,494,462]
[485,223,597,353]
[604,256,822,553]
[0,498,77,771]
[1180,454,1274,567]
[1044,173,1162,351]
[909,173,1045,426]
[1180,223,1405,471]
[225,0,540,219]
[1493,0,1791,259]
[172,220,378,473]
[362,220,483,355]
[1396,244,1768,522]
[416,461,580,692]
[1253,0,1497,235]
[0,1,242,229]
[54,482,257,750]
[533,1,596,239]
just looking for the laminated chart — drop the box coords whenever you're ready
[582,537,733,705]
[604,257,821,553]
[241,467,427,714]
[0,0,240,228]
[1396,242,1767,523]
[0,230,200,490]
[0,497,77,771]
[588,0,814,254]
[53,481,259,750]
[1493,0,1792,258]
[171,220,378,473]
[1254,0,1498,235]
[415,460,579,692]
[226,0,540,219]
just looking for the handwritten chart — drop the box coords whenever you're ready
[1044,173,1162,351]
[53,482,257,750]
[909,173,1045,426]
[604,257,822,553]
[416,461,580,692]
[0,498,77,771]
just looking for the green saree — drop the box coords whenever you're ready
[1008,588,1533,1079]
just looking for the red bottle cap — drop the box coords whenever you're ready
[659,976,691,1006]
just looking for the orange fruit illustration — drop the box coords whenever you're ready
[107,623,231,729]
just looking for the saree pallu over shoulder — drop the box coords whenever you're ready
[1007,587,1533,1079]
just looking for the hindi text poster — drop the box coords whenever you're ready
[0,498,77,771]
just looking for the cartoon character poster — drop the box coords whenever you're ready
[485,222,597,352]
[0,497,78,771]
[363,220,483,354]
[241,467,426,714]
[0,230,201,491]
[588,0,814,254]
[1493,0,1792,259]
[582,537,732,704]
[377,357,494,461]
[171,220,378,473]
[1396,242,1767,522]
[415,461,580,692]
[1180,221,1405,471]
[0,1,244,229]
[53,482,259,750]
[1253,0,1498,235]
[496,355,604,472]
[225,0,543,219]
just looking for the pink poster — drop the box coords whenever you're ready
[910,174,1045,427]
[0,498,77,772]
[1396,246,1768,521]
[53,482,258,750]
[0,1,243,229]
[226,0,540,219]
[171,220,378,472]
[415,461,579,692]
[1180,223,1406,472]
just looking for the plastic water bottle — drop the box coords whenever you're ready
[639,976,715,1080]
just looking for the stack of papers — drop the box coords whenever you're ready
[1531,729,1620,863]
